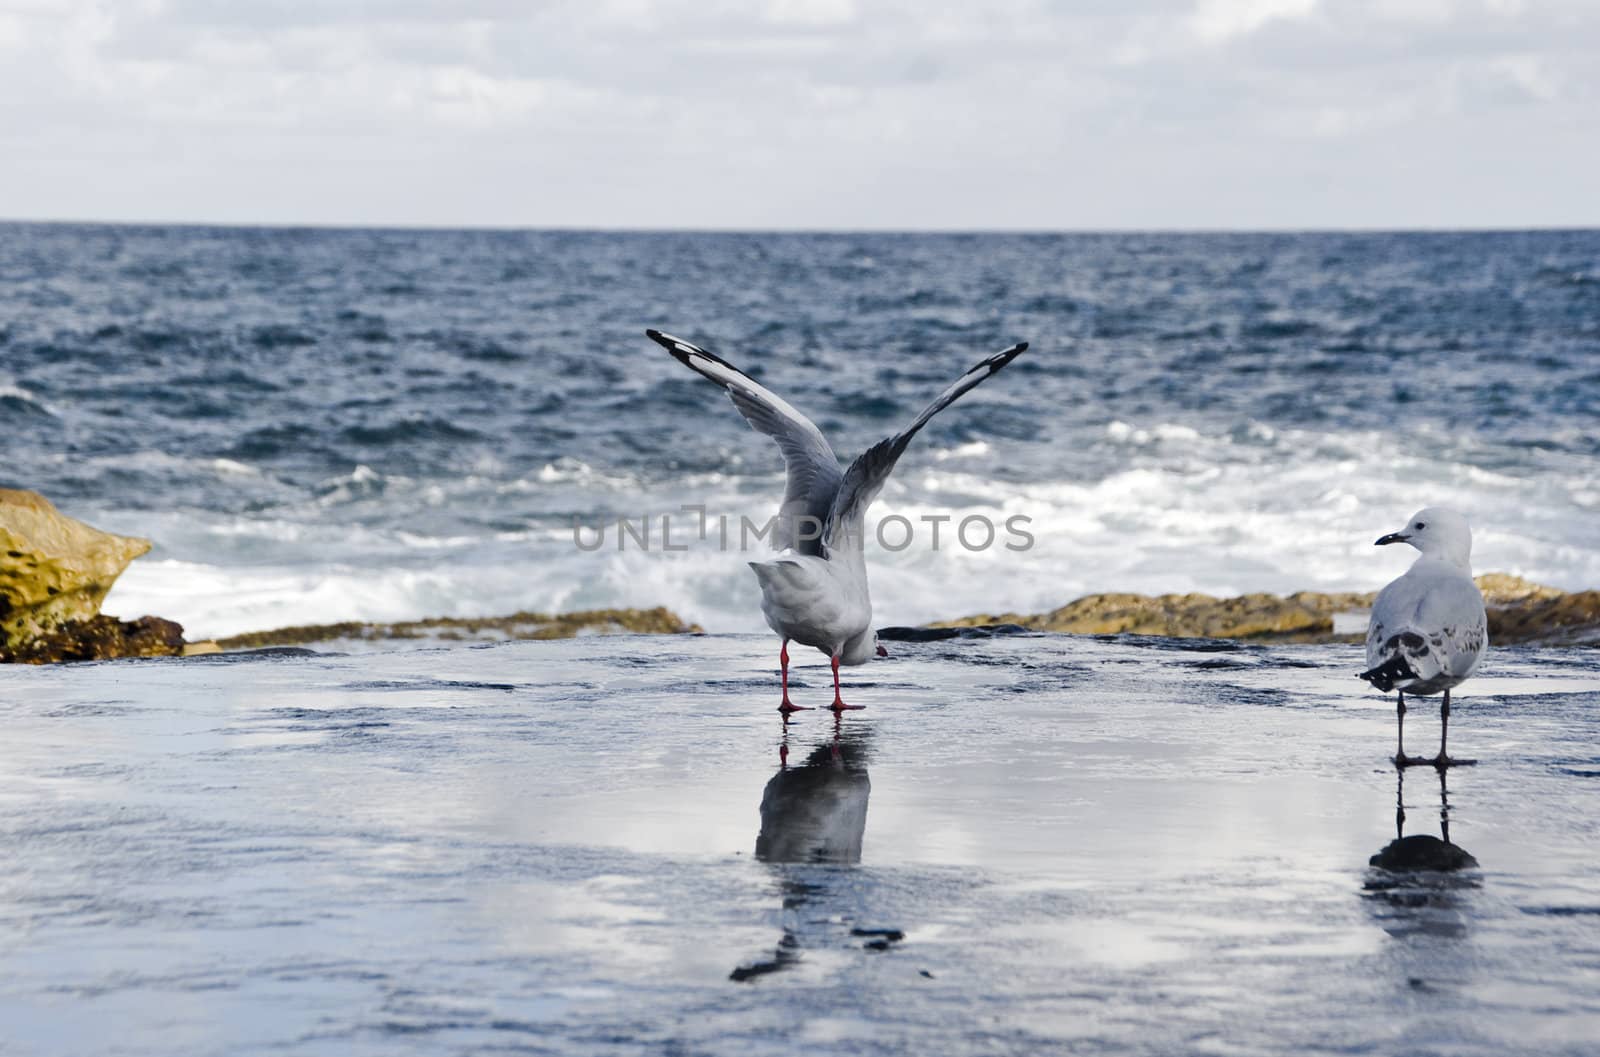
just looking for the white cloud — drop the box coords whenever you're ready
[765,0,858,27]
[1482,53,1559,102]
[1189,0,1318,44]
[0,0,1594,227]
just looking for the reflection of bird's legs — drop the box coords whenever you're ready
[1439,688,1449,761]
[1431,688,1476,769]
[779,720,790,769]
[831,712,843,762]
[1395,767,1406,842]
[1394,691,1407,766]
[779,639,810,714]
[1438,766,1453,846]
[830,653,864,712]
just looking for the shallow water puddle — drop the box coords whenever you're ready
[2,634,1598,1055]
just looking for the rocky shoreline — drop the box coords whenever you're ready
[213,607,703,651]
[0,488,708,663]
[192,575,1600,654]
[4,487,1597,663]
[930,572,1600,647]
[10,583,1598,663]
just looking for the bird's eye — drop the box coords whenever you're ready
[1415,522,1426,529]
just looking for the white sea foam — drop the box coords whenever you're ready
[0,380,55,416]
[98,422,1600,640]
[210,458,260,477]
[932,441,992,461]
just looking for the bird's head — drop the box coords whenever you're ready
[840,630,885,666]
[1375,507,1473,568]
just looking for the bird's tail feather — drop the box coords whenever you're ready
[1358,652,1418,693]
[748,558,815,593]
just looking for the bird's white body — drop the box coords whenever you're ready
[750,550,876,666]
[1366,557,1487,696]
[1364,508,1487,698]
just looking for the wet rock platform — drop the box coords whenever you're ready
[2,633,1598,1055]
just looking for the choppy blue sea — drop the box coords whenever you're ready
[3,223,1597,636]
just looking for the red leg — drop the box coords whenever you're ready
[830,654,864,712]
[778,639,810,714]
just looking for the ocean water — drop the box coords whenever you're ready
[3,223,1598,638]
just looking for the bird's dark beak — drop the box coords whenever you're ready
[1374,532,1410,546]
[876,644,888,658]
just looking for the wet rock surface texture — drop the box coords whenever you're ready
[3,633,1598,1055]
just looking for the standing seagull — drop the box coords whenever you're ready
[1358,508,1488,768]
[646,329,1028,713]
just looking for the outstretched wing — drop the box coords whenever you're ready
[647,329,841,555]
[823,341,1028,554]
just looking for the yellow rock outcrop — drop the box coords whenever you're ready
[932,574,1600,645]
[0,488,153,649]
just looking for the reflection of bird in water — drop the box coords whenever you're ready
[1370,766,1478,873]
[757,724,871,864]
[731,724,892,982]
[1365,767,1480,942]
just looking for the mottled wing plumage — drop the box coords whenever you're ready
[1363,562,1487,695]
[824,341,1028,553]
[647,330,842,556]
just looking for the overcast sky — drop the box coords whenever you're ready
[1,0,1595,230]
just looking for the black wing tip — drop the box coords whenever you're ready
[646,327,747,375]
[645,328,686,351]
[1358,654,1416,693]
[980,340,1029,373]
[645,328,706,369]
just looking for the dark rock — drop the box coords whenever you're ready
[180,646,326,662]
[0,614,186,664]
[878,624,1033,642]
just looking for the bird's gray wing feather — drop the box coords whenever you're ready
[823,342,1028,554]
[1367,565,1487,682]
[648,330,841,555]
[1417,574,1488,679]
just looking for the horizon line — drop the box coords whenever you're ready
[2,216,1598,238]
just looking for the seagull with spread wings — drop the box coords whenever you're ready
[646,329,1028,713]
